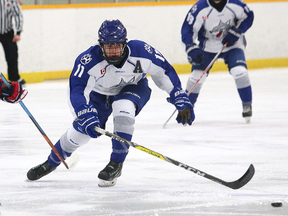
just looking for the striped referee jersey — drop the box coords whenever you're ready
[0,0,23,35]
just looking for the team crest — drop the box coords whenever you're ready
[144,44,153,54]
[80,54,92,65]
[210,20,231,39]
[191,5,197,14]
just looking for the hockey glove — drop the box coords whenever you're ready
[222,27,242,47]
[186,44,204,65]
[0,80,28,103]
[73,104,100,138]
[167,87,195,125]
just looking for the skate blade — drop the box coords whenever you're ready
[244,117,251,124]
[98,178,117,187]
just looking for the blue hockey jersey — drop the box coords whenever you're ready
[181,0,254,53]
[68,40,182,116]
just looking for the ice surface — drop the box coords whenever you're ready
[0,68,288,215]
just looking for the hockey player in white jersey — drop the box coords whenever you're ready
[181,0,254,123]
[27,20,194,187]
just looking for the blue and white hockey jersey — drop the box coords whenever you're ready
[68,40,182,115]
[181,0,254,53]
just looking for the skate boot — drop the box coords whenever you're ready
[98,160,123,187]
[242,104,252,124]
[27,160,56,181]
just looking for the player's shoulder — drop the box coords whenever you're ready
[127,40,155,58]
[75,44,103,67]
[127,40,169,66]
[189,0,210,16]
[127,40,147,50]
[196,0,209,8]
[228,0,247,7]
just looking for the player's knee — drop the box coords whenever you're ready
[230,66,248,79]
[112,100,136,135]
[60,127,91,153]
[186,70,206,93]
[230,66,251,88]
[189,70,207,84]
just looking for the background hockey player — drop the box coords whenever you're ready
[27,19,194,187]
[0,78,27,103]
[181,0,254,123]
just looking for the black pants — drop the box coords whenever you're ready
[0,30,20,81]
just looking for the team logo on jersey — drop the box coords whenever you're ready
[144,44,153,54]
[112,77,135,88]
[100,68,106,75]
[210,20,230,39]
[191,5,197,14]
[80,54,92,65]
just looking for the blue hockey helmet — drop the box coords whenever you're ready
[98,20,128,65]
[98,20,127,44]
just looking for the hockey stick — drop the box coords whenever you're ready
[0,73,69,169]
[95,126,255,189]
[163,43,228,128]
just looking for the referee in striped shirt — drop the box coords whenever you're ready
[0,0,25,84]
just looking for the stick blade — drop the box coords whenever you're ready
[66,152,80,170]
[225,164,255,189]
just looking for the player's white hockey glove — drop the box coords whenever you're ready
[167,87,195,125]
[222,26,242,47]
[0,80,28,103]
[186,44,204,65]
[73,104,100,138]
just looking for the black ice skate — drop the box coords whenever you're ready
[98,160,123,187]
[27,160,56,181]
[242,104,252,123]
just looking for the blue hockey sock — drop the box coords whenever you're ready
[188,92,199,106]
[48,140,71,167]
[238,86,252,105]
[110,132,131,163]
